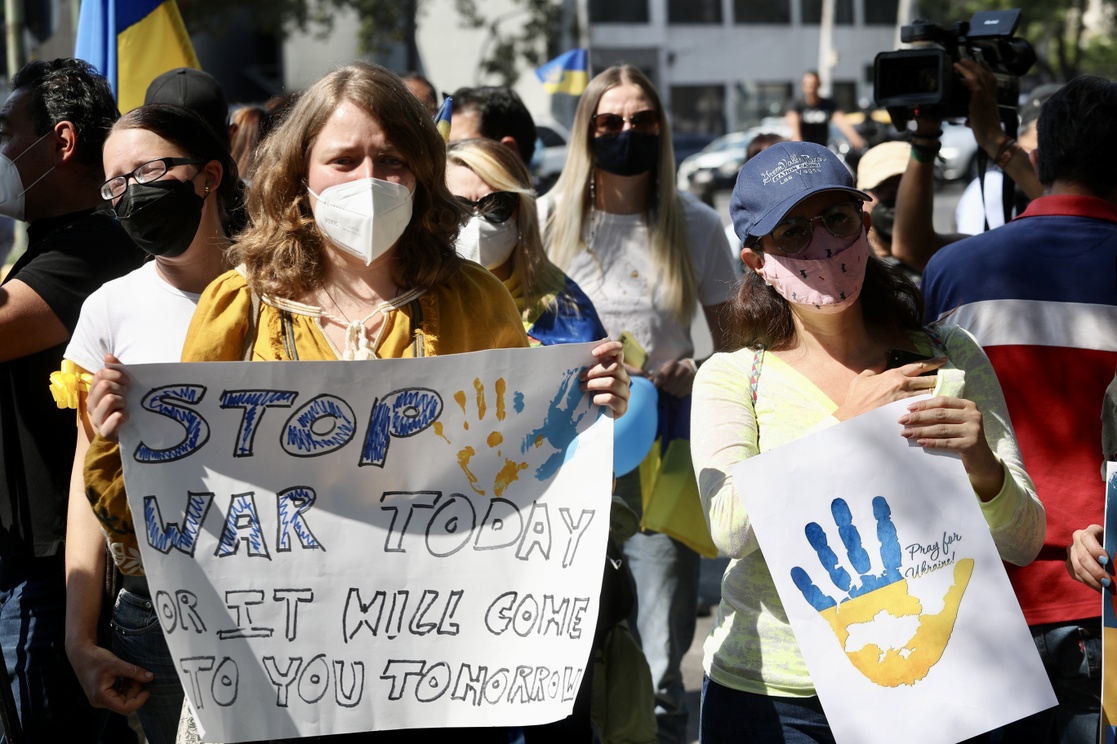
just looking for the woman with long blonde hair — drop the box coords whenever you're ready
[540,64,736,742]
[447,138,606,345]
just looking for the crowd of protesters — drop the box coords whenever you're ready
[0,48,1114,744]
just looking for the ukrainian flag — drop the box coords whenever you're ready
[535,49,588,96]
[75,0,200,113]
[434,95,452,143]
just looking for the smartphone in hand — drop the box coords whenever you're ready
[886,348,937,375]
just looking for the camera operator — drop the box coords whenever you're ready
[955,83,1058,233]
[891,59,1042,272]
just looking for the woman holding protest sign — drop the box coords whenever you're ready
[85,62,629,742]
[53,103,237,744]
[689,140,1045,741]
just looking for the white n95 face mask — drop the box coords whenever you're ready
[0,130,56,221]
[308,177,413,265]
[456,215,518,270]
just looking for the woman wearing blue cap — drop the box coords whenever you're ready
[689,141,1044,741]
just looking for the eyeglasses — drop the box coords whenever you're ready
[764,201,864,255]
[456,191,519,224]
[100,157,202,200]
[591,110,658,137]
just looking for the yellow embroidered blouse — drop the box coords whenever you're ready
[85,262,529,574]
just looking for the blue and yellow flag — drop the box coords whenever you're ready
[435,95,452,143]
[535,49,588,96]
[75,0,200,113]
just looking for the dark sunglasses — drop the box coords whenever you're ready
[456,191,518,224]
[764,201,864,255]
[592,110,658,137]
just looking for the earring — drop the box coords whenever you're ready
[204,186,210,195]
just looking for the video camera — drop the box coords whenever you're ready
[873,9,1036,130]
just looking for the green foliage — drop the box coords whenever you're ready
[177,0,565,86]
[913,0,1116,81]
[448,0,563,86]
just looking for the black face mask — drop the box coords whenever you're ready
[114,177,205,258]
[871,201,896,243]
[592,130,659,177]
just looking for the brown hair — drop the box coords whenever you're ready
[232,62,461,299]
[731,256,925,350]
[229,105,265,181]
[112,104,239,226]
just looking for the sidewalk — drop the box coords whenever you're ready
[681,556,727,744]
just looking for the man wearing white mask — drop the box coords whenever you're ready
[0,58,141,741]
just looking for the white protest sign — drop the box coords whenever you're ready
[732,397,1055,744]
[117,343,611,741]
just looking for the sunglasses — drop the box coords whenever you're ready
[764,201,864,255]
[591,110,658,137]
[456,191,518,224]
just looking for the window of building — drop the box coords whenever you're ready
[589,0,649,23]
[669,0,722,24]
[733,0,790,24]
[735,81,794,127]
[864,0,898,25]
[671,85,726,136]
[800,0,853,25]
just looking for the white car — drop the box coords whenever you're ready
[938,121,981,181]
[677,118,792,193]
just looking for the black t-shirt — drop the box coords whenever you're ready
[790,97,837,146]
[0,208,143,557]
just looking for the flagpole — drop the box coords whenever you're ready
[5,0,25,80]
[575,0,590,76]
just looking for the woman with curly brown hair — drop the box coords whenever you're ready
[85,62,629,742]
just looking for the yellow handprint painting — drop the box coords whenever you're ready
[434,377,527,497]
[434,368,596,498]
[791,497,972,688]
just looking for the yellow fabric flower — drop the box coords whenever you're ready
[48,359,91,410]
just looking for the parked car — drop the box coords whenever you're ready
[938,121,981,181]
[672,133,718,170]
[677,118,791,194]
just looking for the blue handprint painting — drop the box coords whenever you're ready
[791,496,973,688]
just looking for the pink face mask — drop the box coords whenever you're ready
[757,231,871,312]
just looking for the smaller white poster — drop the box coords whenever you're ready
[732,397,1055,744]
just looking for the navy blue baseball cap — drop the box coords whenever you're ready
[731,141,869,244]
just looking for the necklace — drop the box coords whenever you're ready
[321,284,382,360]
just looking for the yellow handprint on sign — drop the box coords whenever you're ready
[434,377,528,497]
[792,497,973,688]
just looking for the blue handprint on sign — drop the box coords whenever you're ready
[792,497,904,610]
[790,496,973,688]
[521,367,597,482]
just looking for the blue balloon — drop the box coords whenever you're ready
[613,376,658,476]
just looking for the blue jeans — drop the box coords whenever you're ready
[0,554,106,742]
[699,677,833,744]
[989,619,1101,744]
[623,530,700,744]
[111,587,185,744]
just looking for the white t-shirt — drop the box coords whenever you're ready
[65,260,203,371]
[541,192,736,370]
[955,169,1015,234]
